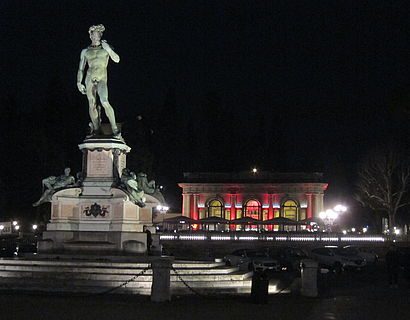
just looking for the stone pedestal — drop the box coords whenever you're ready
[40,135,161,255]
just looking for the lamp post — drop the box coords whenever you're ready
[156,205,169,215]
[333,205,347,216]
[154,205,169,230]
[319,209,339,233]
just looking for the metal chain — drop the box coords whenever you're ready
[171,266,213,299]
[0,266,151,297]
[96,266,151,295]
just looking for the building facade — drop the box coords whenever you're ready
[179,172,328,226]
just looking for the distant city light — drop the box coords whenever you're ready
[351,228,356,232]
[252,168,258,173]
[12,221,18,226]
[342,230,347,235]
[14,225,20,231]
[0,225,4,230]
[362,227,368,233]
[32,224,38,230]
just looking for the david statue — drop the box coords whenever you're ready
[77,24,120,137]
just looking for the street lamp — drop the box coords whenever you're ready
[334,205,347,214]
[319,209,339,232]
[156,205,169,215]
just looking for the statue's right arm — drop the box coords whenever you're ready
[77,49,87,94]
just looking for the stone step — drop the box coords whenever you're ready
[0,258,224,269]
[0,263,238,275]
[0,277,282,295]
[0,259,150,268]
[0,280,152,295]
[0,277,253,292]
[0,279,251,296]
[0,269,252,281]
[0,257,260,296]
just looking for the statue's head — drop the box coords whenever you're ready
[88,24,105,42]
[64,167,71,176]
[138,172,147,178]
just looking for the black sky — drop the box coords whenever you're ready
[1,1,410,220]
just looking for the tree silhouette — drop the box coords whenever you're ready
[355,145,410,229]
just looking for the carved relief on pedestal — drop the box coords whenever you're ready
[87,150,113,177]
[81,203,111,218]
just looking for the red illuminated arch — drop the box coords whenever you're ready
[244,199,261,220]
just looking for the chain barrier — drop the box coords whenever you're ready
[0,265,152,298]
[171,266,213,299]
[96,266,151,296]
[1,264,294,299]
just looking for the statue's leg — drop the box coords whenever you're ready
[97,82,119,135]
[86,82,100,132]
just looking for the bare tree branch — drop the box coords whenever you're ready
[355,146,410,228]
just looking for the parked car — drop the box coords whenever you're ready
[224,248,280,271]
[266,246,309,272]
[16,242,37,256]
[310,246,367,272]
[342,245,379,264]
[0,238,17,257]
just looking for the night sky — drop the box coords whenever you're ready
[1,1,410,225]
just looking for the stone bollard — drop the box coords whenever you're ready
[251,270,269,304]
[151,258,172,302]
[300,259,318,297]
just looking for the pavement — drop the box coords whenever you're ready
[0,263,409,320]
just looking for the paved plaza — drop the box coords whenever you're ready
[0,263,409,320]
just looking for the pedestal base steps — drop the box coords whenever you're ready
[39,230,148,254]
[0,257,262,295]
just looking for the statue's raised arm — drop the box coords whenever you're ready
[101,40,120,63]
[77,24,121,137]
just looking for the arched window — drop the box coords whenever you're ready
[244,200,261,220]
[282,200,298,220]
[207,199,223,218]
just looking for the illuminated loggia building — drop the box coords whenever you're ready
[179,172,328,228]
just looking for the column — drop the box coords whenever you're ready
[313,194,324,217]
[268,194,274,219]
[182,193,191,217]
[306,194,313,218]
[192,194,199,220]
[230,194,236,220]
